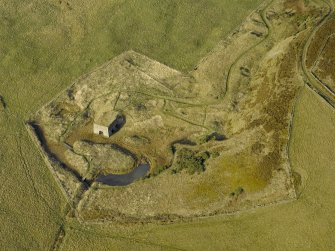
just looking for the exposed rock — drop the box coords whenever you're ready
[250,31,264,37]
[240,66,251,77]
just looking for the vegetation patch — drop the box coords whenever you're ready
[73,140,136,176]
[172,149,209,175]
[313,34,335,93]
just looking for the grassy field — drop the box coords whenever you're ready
[0,113,67,249]
[0,0,264,249]
[0,0,263,115]
[1,0,335,249]
[60,86,335,250]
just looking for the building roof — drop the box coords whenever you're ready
[94,110,119,127]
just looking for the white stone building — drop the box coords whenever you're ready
[93,111,124,137]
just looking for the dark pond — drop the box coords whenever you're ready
[206,132,226,142]
[96,164,150,186]
[171,139,197,153]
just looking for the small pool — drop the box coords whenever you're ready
[96,164,150,186]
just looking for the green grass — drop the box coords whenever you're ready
[0,0,263,115]
[0,114,67,249]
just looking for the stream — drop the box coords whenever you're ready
[96,163,150,186]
